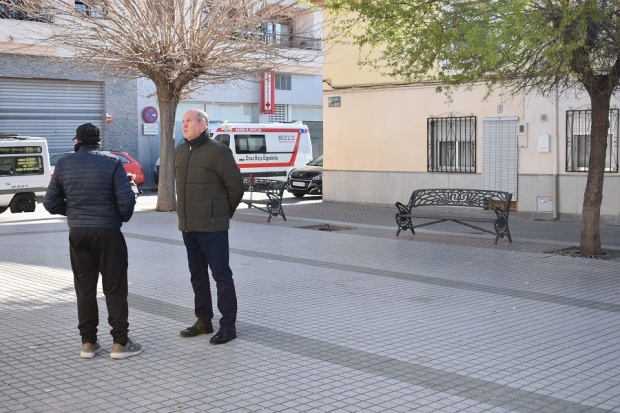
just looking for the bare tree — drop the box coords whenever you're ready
[17,0,322,211]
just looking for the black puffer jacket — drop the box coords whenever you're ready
[175,131,244,232]
[44,145,135,228]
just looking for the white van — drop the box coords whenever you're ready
[0,134,51,213]
[211,122,313,179]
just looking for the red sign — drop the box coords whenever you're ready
[261,71,275,114]
[142,106,158,123]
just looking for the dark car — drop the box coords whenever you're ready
[287,155,322,198]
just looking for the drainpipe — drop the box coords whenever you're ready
[552,85,559,219]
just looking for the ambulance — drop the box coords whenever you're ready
[211,122,313,179]
[0,134,51,213]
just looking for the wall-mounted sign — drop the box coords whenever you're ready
[142,106,158,123]
[328,96,341,107]
[143,123,159,135]
[261,71,275,114]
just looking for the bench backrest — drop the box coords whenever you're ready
[410,189,512,212]
[243,178,286,195]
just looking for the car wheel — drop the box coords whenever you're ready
[10,194,36,213]
[293,193,305,198]
[0,206,8,214]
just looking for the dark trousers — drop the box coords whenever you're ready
[69,228,129,345]
[182,231,237,331]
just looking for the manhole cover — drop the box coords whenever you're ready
[297,224,357,232]
[543,246,620,260]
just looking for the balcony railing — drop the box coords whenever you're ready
[265,33,322,51]
[0,5,52,23]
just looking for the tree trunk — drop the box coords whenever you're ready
[155,91,180,212]
[580,92,611,255]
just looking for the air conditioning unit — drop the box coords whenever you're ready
[518,122,528,135]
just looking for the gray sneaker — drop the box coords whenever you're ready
[80,342,101,359]
[110,339,143,360]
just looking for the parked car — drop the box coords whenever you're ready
[50,150,145,185]
[286,155,323,198]
[154,158,159,185]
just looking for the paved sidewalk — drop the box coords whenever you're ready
[1,194,619,413]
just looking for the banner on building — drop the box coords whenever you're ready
[262,71,275,114]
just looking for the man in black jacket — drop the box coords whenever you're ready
[44,123,142,359]
[175,109,244,344]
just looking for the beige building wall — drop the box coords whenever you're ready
[321,8,620,223]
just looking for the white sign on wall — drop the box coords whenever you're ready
[143,123,159,135]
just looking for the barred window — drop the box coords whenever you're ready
[268,104,287,123]
[275,74,291,91]
[428,115,476,172]
[566,109,619,173]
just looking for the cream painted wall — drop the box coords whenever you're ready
[322,10,398,89]
[320,8,619,221]
[323,83,523,173]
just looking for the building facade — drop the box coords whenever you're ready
[322,12,620,224]
[1,1,324,188]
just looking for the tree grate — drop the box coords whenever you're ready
[543,246,620,260]
[297,224,357,232]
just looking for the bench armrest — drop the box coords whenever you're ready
[395,201,411,215]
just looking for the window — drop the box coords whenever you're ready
[566,109,619,172]
[1,0,51,22]
[263,19,292,45]
[115,154,130,164]
[75,1,104,18]
[275,74,292,91]
[0,156,44,176]
[214,134,230,147]
[428,115,476,172]
[268,105,288,123]
[235,134,266,154]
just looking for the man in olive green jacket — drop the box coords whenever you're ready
[175,109,244,344]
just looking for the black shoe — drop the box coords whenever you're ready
[180,320,213,337]
[209,329,237,344]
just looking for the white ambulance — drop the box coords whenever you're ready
[0,134,51,213]
[211,122,313,179]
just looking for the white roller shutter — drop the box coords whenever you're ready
[482,117,518,200]
[0,77,104,155]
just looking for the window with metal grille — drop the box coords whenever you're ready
[268,104,287,123]
[275,74,291,91]
[566,109,619,172]
[427,115,476,172]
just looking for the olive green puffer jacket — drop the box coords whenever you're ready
[175,131,244,232]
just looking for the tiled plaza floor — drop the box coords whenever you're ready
[1,194,619,413]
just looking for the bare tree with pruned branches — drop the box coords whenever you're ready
[16,0,322,211]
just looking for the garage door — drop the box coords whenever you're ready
[0,77,104,155]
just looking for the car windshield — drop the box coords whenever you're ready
[49,152,69,165]
[308,155,323,167]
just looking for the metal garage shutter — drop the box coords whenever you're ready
[482,116,518,200]
[0,77,104,155]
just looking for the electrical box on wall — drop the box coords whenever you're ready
[538,133,550,152]
[518,135,528,148]
[518,122,528,135]
[537,197,553,212]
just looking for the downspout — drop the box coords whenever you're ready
[552,85,559,219]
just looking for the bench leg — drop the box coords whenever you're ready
[493,217,512,244]
[395,213,414,236]
[266,200,286,222]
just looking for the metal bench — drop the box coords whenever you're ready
[241,178,287,222]
[395,188,513,244]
